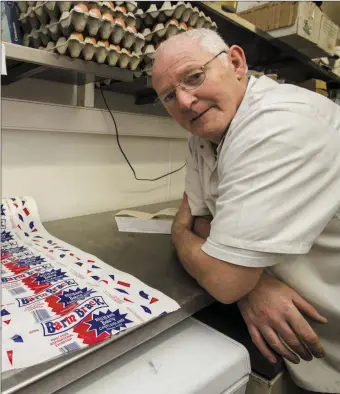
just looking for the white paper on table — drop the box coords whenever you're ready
[115,216,172,234]
[1,196,180,371]
[114,208,178,220]
[2,43,7,75]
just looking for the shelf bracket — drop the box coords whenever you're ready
[76,81,95,108]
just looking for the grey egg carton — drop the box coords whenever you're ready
[138,2,217,30]
[142,20,187,46]
[88,1,138,14]
[40,35,143,70]
[24,27,145,57]
[141,17,216,48]
[18,1,73,32]
[15,1,37,14]
[17,2,139,34]
[46,7,135,38]
[141,62,153,77]
[23,8,145,54]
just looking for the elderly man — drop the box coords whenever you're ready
[152,29,340,393]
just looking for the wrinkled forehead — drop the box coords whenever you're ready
[152,38,211,91]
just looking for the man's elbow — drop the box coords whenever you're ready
[210,288,249,305]
[202,268,262,304]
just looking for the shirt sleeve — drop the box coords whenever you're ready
[185,137,211,217]
[202,106,340,266]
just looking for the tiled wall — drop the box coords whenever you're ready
[2,78,188,221]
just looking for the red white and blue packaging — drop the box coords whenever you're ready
[1,197,180,371]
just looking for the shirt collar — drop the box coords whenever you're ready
[215,76,258,157]
[196,76,276,163]
[230,75,278,127]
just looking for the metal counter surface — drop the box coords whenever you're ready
[2,201,213,394]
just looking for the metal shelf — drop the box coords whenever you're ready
[2,42,134,86]
[199,2,340,86]
[100,2,340,104]
[2,1,339,98]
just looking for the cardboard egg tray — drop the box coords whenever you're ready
[129,63,152,79]
[24,22,145,54]
[16,1,37,14]
[143,62,152,76]
[141,17,216,47]
[18,2,73,32]
[17,2,139,34]
[17,2,219,77]
[142,43,156,64]
[88,1,138,15]
[43,34,143,70]
[47,8,137,40]
[142,20,187,45]
[23,6,145,53]
[138,2,217,30]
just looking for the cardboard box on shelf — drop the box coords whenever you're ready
[238,2,301,32]
[1,1,23,45]
[298,78,327,91]
[298,78,329,97]
[317,14,339,56]
[238,2,337,58]
[300,13,339,57]
[315,88,329,97]
[236,1,267,13]
[321,1,340,28]
[267,2,324,58]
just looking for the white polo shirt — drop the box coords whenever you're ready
[185,76,340,393]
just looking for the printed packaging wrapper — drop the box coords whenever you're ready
[1,196,180,372]
[2,293,149,371]
[2,273,102,327]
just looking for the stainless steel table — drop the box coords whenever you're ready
[2,201,213,394]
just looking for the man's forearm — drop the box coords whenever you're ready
[172,218,207,281]
[172,217,261,304]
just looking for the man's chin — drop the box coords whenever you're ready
[190,123,225,142]
[191,125,214,139]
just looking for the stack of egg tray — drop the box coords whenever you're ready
[96,0,218,89]
[16,1,144,70]
[136,2,217,76]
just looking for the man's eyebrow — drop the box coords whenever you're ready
[158,64,202,97]
[158,85,174,98]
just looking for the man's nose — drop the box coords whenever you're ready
[176,87,197,111]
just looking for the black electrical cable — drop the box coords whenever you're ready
[100,88,186,181]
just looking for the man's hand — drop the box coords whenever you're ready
[173,193,194,230]
[192,216,212,239]
[172,193,262,304]
[238,273,327,364]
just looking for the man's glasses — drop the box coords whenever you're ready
[154,50,227,106]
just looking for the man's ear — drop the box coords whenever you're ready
[228,45,247,79]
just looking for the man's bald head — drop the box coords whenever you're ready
[153,28,229,71]
[151,29,248,143]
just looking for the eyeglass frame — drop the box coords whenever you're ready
[153,50,228,106]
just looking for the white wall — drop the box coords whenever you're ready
[1,78,188,221]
